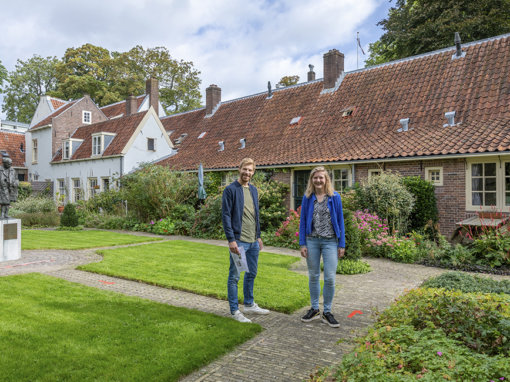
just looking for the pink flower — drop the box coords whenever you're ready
[295,232,299,237]
[150,220,154,225]
[275,232,280,237]
[437,351,442,356]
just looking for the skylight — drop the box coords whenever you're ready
[290,116,302,125]
[198,132,207,139]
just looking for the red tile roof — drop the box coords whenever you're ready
[159,34,510,171]
[0,131,26,168]
[100,95,146,118]
[52,111,147,162]
[30,101,77,130]
[50,97,67,110]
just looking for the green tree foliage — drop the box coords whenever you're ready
[366,0,510,66]
[251,172,290,232]
[2,55,59,123]
[402,176,439,233]
[355,171,414,233]
[278,75,299,87]
[343,209,362,261]
[0,60,6,91]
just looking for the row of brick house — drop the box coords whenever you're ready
[0,33,508,238]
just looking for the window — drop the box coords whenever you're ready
[425,167,443,186]
[83,111,91,124]
[89,178,98,198]
[58,179,65,196]
[332,168,349,192]
[471,163,497,206]
[506,163,510,206]
[32,139,38,163]
[147,138,155,151]
[92,135,102,156]
[102,178,110,191]
[72,179,81,202]
[63,141,70,159]
[368,169,381,178]
[221,173,237,187]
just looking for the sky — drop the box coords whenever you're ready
[0,0,391,120]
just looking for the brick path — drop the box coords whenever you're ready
[3,233,506,381]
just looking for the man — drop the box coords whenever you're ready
[0,156,18,219]
[222,158,269,322]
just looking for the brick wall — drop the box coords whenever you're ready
[355,159,470,238]
[51,96,107,156]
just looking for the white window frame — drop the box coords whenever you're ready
[425,167,443,186]
[101,177,110,191]
[32,139,38,163]
[72,178,82,202]
[331,167,350,193]
[82,111,92,124]
[92,135,102,156]
[88,178,98,198]
[221,173,237,187]
[465,156,510,212]
[368,169,382,179]
[147,137,156,151]
[56,179,66,201]
[62,141,70,160]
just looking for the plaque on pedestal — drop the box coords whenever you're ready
[0,218,21,262]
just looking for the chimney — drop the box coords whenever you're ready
[206,84,221,116]
[146,77,159,115]
[125,95,137,116]
[307,64,316,81]
[323,49,344,90]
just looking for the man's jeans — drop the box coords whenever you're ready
[305,237,338,313]
[228,240,259,314]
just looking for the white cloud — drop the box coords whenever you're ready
[0,0,389,117]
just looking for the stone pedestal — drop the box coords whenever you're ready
[0,218,21,262]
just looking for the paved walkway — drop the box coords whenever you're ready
[1,233,507,381]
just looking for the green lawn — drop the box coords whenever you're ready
[0,273,262,382]
[21,229,162,250]
[79,240,310,313]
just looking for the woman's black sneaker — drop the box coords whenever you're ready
[301,308,320,322]
[321,312,340,328]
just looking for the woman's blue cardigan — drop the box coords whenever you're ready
[298,191,346,248]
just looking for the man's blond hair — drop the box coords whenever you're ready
[239,157,256,170]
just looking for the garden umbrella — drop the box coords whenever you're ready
[198,163,207,200]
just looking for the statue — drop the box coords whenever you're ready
[0,156,19,219]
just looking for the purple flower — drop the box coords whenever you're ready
[150,220,154,225]
[437,351,442,356]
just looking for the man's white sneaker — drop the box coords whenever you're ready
[232,310,252,323]
[243,303,269,315]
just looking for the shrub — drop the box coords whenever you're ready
[343,209,361,260]
[385,236,419,263]
[60,203,79,227]
[80,211,138,230]
[422,272,510,295]
[355,171,414,234]
[339,189,357,212]
[168,204,196,235]
[353,210,390,255]
[402,176,439,234]
[192,194,224,239]
[121,164,197,221]
[17,181,32,200]
[336,259,371,275]
[471,230,510,268]
[271,208,300,250]
[378,288,510,356]
[11,195,56,214]
[84,188,125,214]
[251,172,290,232]
[16,212,60,227]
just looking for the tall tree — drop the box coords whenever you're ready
[52,44,117,106]
[366,0,510,66]
[0,60,6,92]
[112,46,202,113]
[1,55,59,123]
[278,75,300,87]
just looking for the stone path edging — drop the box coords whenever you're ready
[2,232,507,381]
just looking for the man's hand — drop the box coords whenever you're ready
[258,237,264,251]
[229,241,240,256]
[300,247,308,258]
[338,248,345,259]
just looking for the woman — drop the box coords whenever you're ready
[299,166,345,328]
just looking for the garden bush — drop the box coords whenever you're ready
[11,195,56,214]
[60,203,79,228]
[402,176,439,235]
[422,272,510,295]
[120,164,197,221]
[336,259,371,275]
[378,288,510,356]
[80,211,138,230]
[192,194,224,239]
[471,230,510,268]
[251,172,290,232]
[17,181,32,200]
[269,208,300,249]
[168,204,196,235]
[343,209,361,260]
[355,171,414,234]
[84,188,125,215]
[15,212,60,227]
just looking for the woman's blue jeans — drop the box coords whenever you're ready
[305,237,338,313]
[227,240,259,314]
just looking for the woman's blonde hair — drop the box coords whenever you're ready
[304,166,334,197]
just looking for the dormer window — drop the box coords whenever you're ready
[83,111,92,124]
[444,111,456,127]
[218,141,224,151]
[342,107,354,117]
[63,141,70,159]
[147,138,155,151]
[92,132,116,156]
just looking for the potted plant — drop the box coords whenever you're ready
[56,192,65,213]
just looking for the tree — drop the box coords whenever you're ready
[112,46,202,113]
[278,75,299,87]
[0,60,6,92]
[366,0,510,66]
[1,55,59,123]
